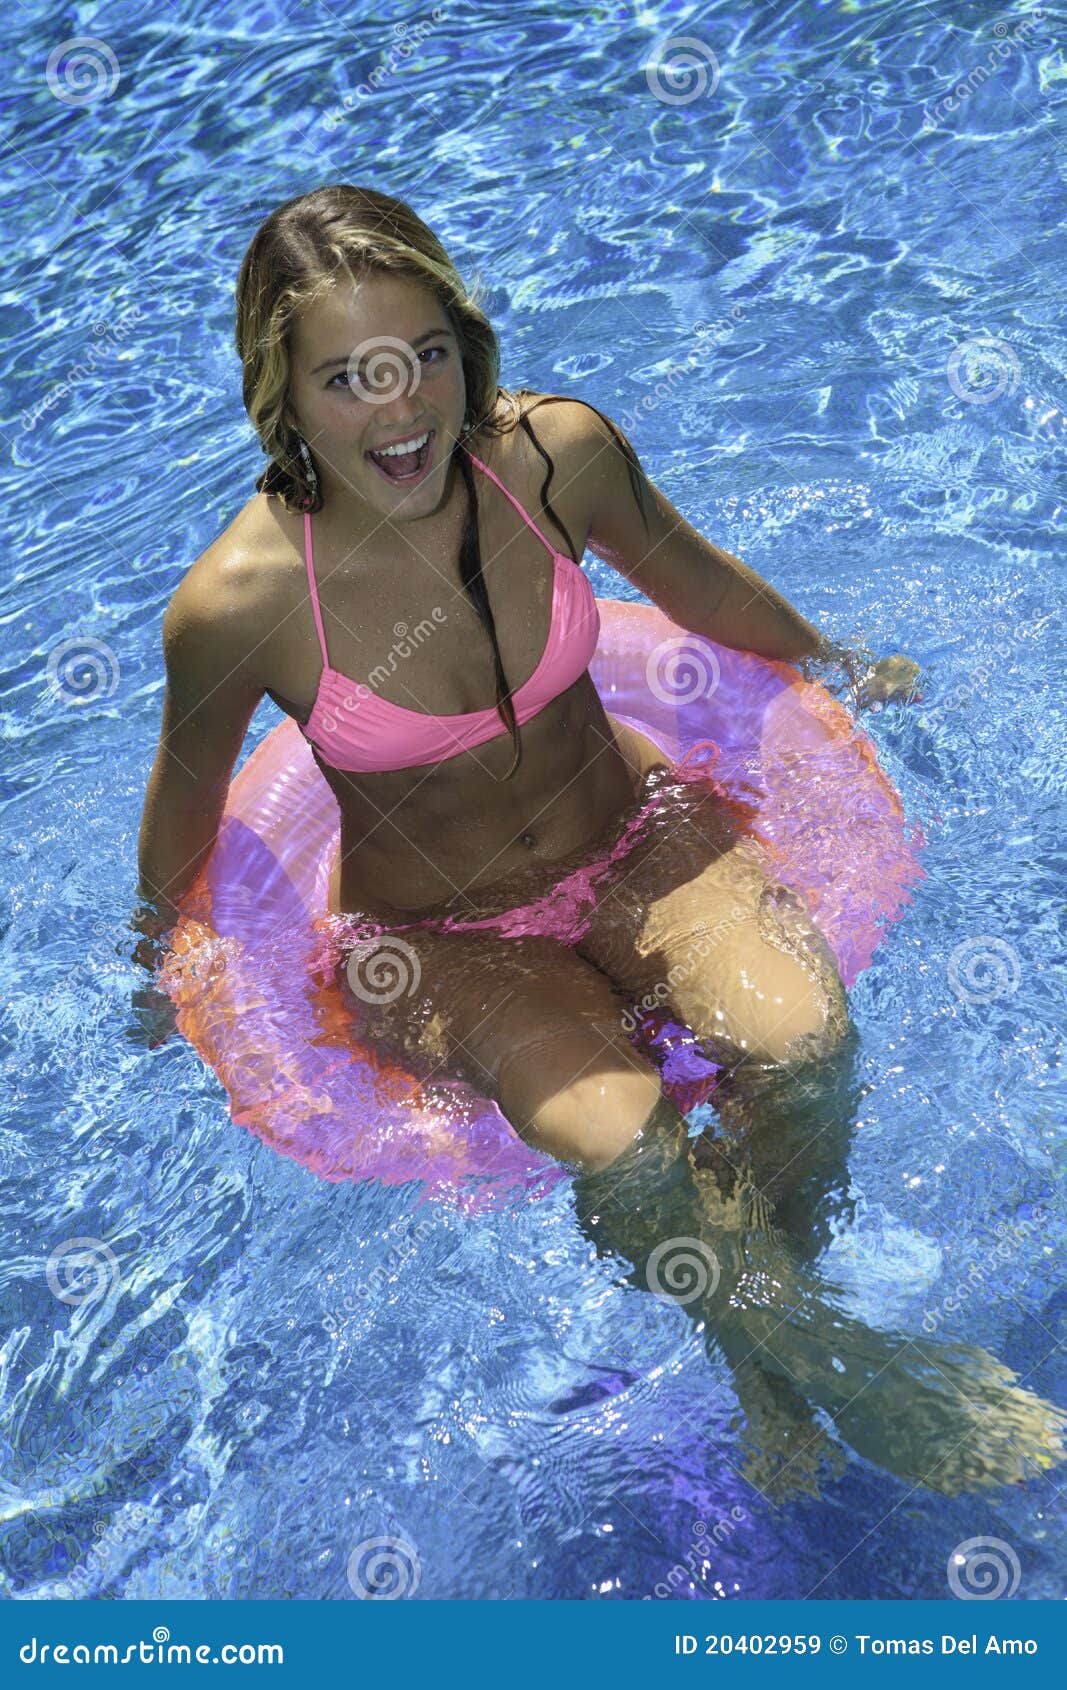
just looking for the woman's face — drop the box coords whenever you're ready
[286,273,467,523]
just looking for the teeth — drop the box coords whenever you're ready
[371,430,430,458]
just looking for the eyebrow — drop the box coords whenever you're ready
[311,328,454,375]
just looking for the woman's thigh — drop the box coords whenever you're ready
[574,784,849,1067]
[337,923,662,1169]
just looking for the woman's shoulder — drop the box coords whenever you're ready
[501,389,618,492]
[170,489,287,581]
[502,389,599,454]
[496,390,609,537]
[163,494,294,665]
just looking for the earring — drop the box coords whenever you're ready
[297,435,319,498]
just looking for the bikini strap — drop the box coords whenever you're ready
[465,448,559,558]
[303,508,331,668]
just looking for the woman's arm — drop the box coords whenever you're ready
[570,403,919,703]
[134,552,265,966]
[577,408,821,662]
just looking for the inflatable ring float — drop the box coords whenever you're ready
[158,600,924,1211]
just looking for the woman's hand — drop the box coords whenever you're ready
[123,899,180,1049]
[855,653,923,708]
[800,637,922,711]
[128,897,176,968]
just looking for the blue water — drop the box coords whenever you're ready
[2,0,1064,1601]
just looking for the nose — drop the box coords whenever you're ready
[371,403,430,444]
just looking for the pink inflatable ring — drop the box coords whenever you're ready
[158,600,924,1211]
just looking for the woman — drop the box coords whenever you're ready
[136,182,906,1163]
[135,186,1064,1494]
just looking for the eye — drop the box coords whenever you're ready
[327,347,447,390]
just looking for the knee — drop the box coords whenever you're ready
[495,1025,665,1172]
[692,942,848,1068]
[752,959,846,1064]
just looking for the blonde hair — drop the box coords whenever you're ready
[234,184,649,779]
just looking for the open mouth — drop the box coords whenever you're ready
[366,428,435,486]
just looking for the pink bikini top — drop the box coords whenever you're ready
[297,447,601,773]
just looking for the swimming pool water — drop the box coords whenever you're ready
[1,0,1064,1600]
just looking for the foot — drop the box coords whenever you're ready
[730,1360,847,1502]
[829,1338,1067,1495]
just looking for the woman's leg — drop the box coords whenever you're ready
[573,1078,1067,1496]
[566,793,1067,1493]
[573,778,856,1253]
[338,923,667,1173]
[334,887,1067,1493]
[576,801,849,1069]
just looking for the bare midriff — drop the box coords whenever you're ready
[323,679,671,922]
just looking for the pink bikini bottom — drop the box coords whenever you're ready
[308,754,759,974]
